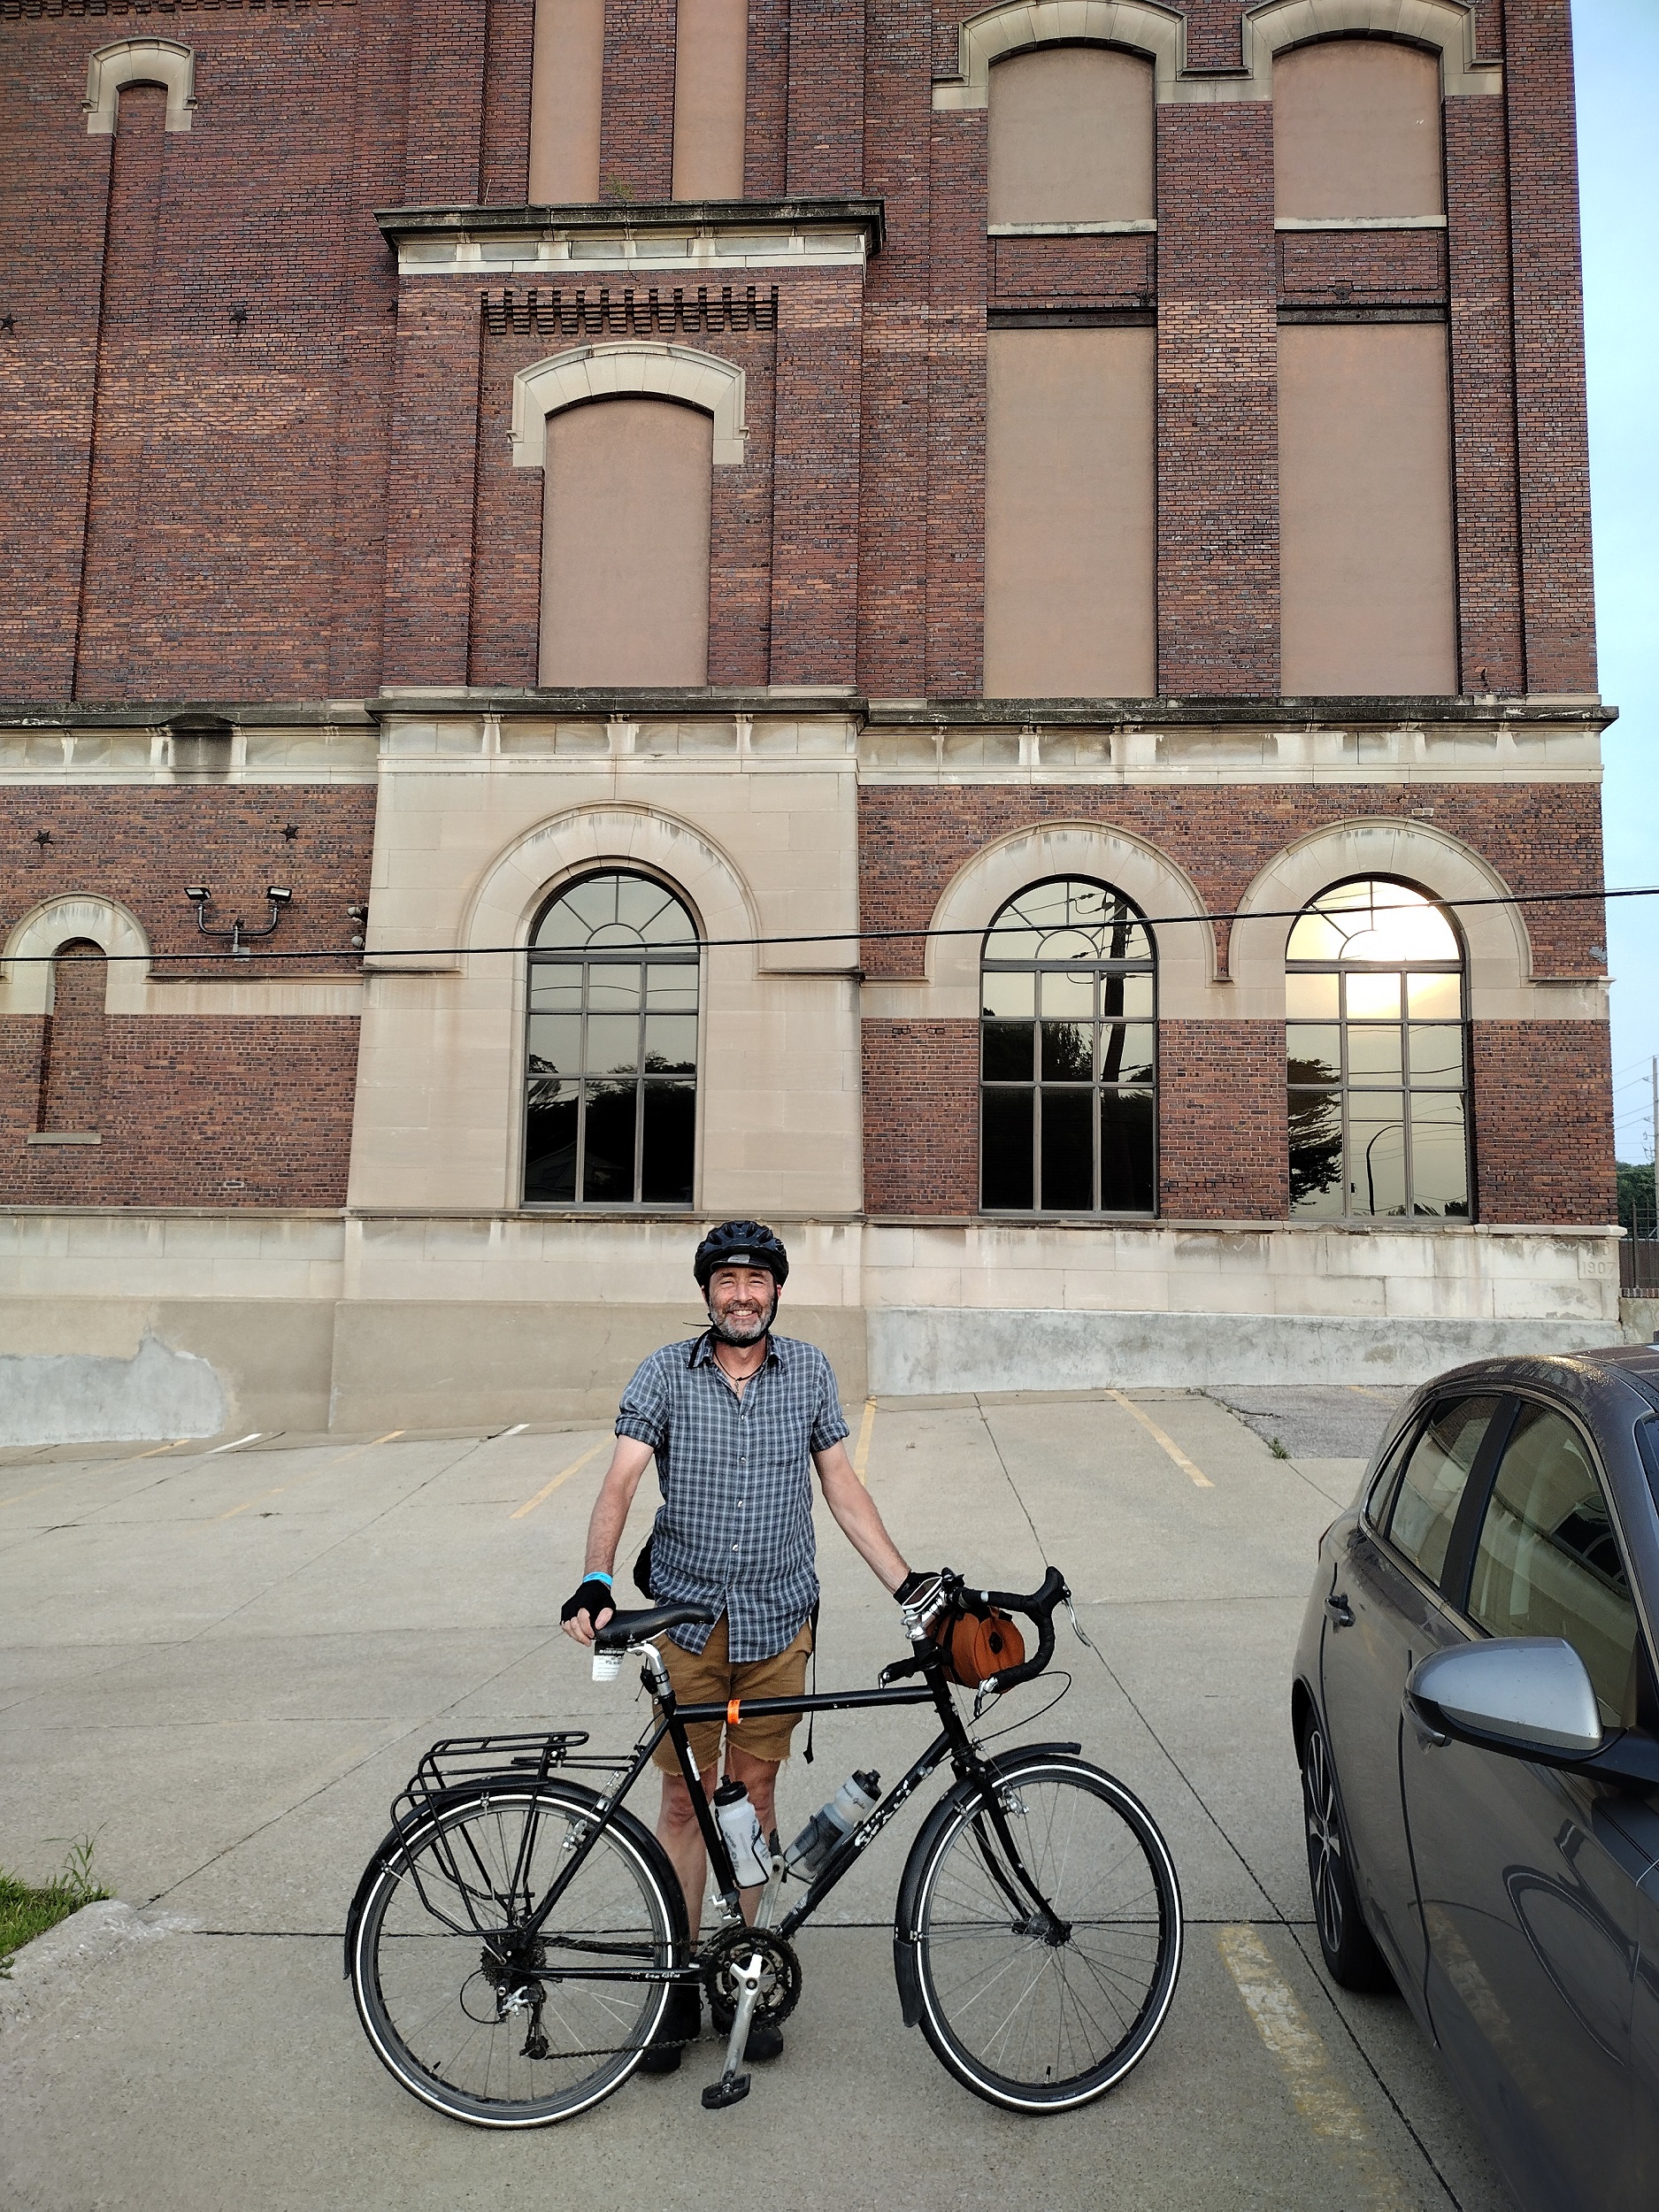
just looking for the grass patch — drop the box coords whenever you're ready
[0,1837,111,1974]
[1269,1437,1291,1460]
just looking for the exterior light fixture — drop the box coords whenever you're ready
[185,884,293,956]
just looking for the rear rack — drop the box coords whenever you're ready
[383,1731,632,1947]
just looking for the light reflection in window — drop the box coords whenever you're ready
[1286,879,1470,1220]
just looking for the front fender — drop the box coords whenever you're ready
[890,1742,1081,2027]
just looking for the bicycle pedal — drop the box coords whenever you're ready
[701,2070,751,2111]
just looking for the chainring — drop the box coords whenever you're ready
[700,1925,803,2029]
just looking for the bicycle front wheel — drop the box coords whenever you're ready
[902,1754,1182,2112]
[350,1782,685,2128]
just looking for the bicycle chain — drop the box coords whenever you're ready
[497,1932,800,2065]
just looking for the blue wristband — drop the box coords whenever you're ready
[589,1571,612,1586]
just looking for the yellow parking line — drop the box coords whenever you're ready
[0,1437,188,1511]
[213,1430,403,1523]
[511,1439,608,1521]
[852,1397,878,1486]
[1217,1926,1411,2212]
[1108,1391,1214,1488]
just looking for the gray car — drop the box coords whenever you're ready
[1293,1345,1659,2212]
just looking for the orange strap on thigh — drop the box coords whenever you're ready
[727,1698,742,1725]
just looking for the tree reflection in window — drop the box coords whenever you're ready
[524,872,698,1206]
[980,877,1156,1214]
[1286,877,1470,1220]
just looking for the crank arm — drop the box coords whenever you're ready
[701,1947,764,2111]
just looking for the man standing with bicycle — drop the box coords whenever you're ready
[560,1218,926,2071]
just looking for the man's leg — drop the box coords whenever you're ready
[723,1745,781,1927]
[657,1767,717,1936]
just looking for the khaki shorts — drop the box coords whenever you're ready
[651,1613,813,1776]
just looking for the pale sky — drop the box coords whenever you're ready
[1576,0,1658,1162]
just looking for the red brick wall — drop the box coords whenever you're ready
[481,0,535,204]
[1156,101,1279,695]
[1156,1019,1286,1218]
[600,0,676,202]
[0,1015,359,1207]
[39,942,108,1133]
[863,1018,978,1213]
[858,783,1608,982]
[1471,1020,1615,1224]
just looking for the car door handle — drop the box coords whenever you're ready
[1325,1592,1355,1629]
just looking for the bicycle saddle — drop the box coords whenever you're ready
[594,1601,717,1650]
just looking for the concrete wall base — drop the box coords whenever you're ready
[866,1306,1629,1396]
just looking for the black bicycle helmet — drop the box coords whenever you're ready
[693,1219,790,1291]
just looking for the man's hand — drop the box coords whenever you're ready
[895,1570,949,1630]
[560,1576,617,1645]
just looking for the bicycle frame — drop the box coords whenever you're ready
[511,1640,1067,1973]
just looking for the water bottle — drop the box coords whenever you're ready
[784,1770,882,1878]
[712,1779,772,1888]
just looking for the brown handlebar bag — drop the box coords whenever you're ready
[932,1600,1026,1686]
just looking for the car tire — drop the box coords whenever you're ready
[1300,1712,1394,1993]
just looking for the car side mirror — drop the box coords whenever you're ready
[1406,1638,1603,1760]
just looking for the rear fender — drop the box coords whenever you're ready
[890,1742,1081,2027]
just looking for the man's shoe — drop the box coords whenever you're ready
[638,1984,700,2075]
[709,1996,784,2064]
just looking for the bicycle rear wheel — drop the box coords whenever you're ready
[902,1753,1181,2112]
[349,1782,685,2128]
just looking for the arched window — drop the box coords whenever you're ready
[980,878,1156,1214]
[1286,879,1469,1220]
[524,872,699,1207]
[1273,36,1443,221]
[987,45,1154,227]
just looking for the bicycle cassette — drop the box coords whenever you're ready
[700,1925,802,2029]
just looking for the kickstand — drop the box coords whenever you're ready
[701,1945,764,2111]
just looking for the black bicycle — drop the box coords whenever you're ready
[345,1567,1182,2125]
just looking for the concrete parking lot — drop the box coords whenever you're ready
[0,1384,1514,2212]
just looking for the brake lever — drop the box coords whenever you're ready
[1061,1586,1096,1655]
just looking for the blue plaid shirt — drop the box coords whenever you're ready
[616,1331,850,1663]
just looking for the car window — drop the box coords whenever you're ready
[1385,1395,1503,1586]
[1363,1421,1417,1527]
[1466,1403,1639,1727]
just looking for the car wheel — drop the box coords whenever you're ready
[1300,1713,1393,1993]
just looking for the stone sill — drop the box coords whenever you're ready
[25,1132,100,1146]
[378,196,886,261]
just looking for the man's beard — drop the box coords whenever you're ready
[708,1292,776,1346]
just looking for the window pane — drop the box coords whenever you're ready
[1294,880,1458,964]
[587,966,641,1015]
[1041,1020,1093,1082]
[1344,972,1402,1020]
[1040,968,1094,1018]
[534,876,613,946]
[981,971,1035,1018]
[1347,1024,1403,1081]
[1348,1101,1406,1215]
[1286,910,1349,962]
[1041,1088,1094,1210]
[1288,1087,1344,1214]
[1407,972,1461,1019]
[646,964,698,1010]
[1387,1394,1502,1586]
[524,1078,580,1202]
[1409,1093,1470,1217]
[1286,1023,1340,1086]
[588,1013,641,1073]
[641,1079,695,1204]
[983,1020,1034,1081]
[526,1013,583,1077]
[1100,1089,1155,1211]
[1467,1406,1638,1725]
[1100,1024,1155,1086]
[643,1013,696,1073]
[1408,1025,1463,1087]
[1286,972,1340,1019]
[581,1079,637,1201]
[1100,972,1155,1021]
[529,964,583,1012]
[983,1088,1033,1208]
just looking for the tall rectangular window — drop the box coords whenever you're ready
[672,0,748,200]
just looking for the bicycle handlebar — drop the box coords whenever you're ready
[961,1565,1067,1694]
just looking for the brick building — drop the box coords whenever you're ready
[0,0,1621,1435]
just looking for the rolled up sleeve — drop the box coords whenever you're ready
[616,1351,672,1450]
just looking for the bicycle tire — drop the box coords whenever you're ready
[349,1781,687,2128]
[899,1753,1182,2113]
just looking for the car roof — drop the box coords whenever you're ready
[1408,1345,1659,1419]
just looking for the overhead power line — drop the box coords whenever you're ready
[3,879,1655,964]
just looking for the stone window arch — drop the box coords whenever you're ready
[84,38,196,134]
[524,870,700,1206]
[1286,876,1470,1220]
[980,877,1157,1214]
